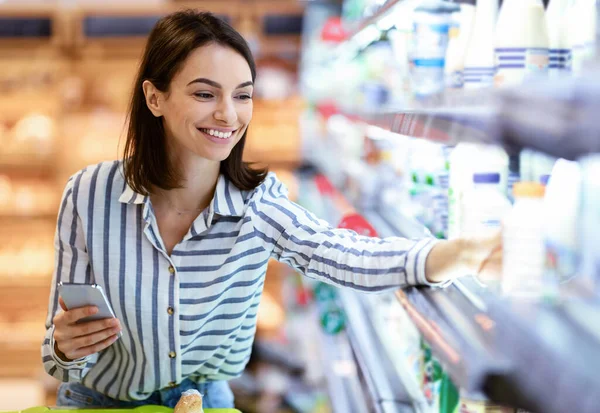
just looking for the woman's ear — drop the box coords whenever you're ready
[142,80,163,117]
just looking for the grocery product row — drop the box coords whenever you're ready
[295,166,600,413]
[305,0,598,105]
[298,1,600,412]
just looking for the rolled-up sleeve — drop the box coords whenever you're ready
[250,173,441,292]
[42,171,98,382]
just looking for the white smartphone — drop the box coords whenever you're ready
[57,282,120,331]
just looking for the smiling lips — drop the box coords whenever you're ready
[198,127,235,139]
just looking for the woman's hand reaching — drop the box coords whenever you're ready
[425,232,503,285]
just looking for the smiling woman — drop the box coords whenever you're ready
[124,11,267,196]
[42,8,502,411]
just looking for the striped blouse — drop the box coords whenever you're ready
[42,160,438,401]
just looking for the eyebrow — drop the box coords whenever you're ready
[187,78,253,89]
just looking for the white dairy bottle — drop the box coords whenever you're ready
[461,172,512,238]
[463,0,498,88]
[578,155,600,296]
[448,142,509,240]
[502,182,547,299]
[568,0,597,74]
[546,0,574,76]
[494,0,549,87]
[445,3,476,89]
[543,159,582,287]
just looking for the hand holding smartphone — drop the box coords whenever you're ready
[53,283,122,361]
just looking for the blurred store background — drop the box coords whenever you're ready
[0,0,306,411]
[2,0,600,413]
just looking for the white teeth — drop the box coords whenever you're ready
[200,128,234,139]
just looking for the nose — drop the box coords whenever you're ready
[213,97,237,125]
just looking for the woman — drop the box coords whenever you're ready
[42,10,500,409]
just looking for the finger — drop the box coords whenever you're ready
[69,318,120,339]
[59,296,68,312]
[66,334,120,360]
[63,325,122,354]
[65,306,99,325]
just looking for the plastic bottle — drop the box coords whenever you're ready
[494,0,550,87]
[546,0,574,77]
[578,155,600,296]
[448,143,508,240]
[444,2,476,89]
[411,1,459,98]
[568,0,598,74]
[502,182,547,299]
[463,0,498,88]
[461,173,512,238]
[543,159,582,287]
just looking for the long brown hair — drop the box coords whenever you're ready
[123,10,267,195]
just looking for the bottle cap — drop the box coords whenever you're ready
[513,182,545,198]
[473,172,501,184]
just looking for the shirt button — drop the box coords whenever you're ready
[169,351,176,359]
[168,381,177,388]
[168,265,175,274]
[167,307,174,315]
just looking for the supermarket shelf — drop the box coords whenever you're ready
[342,0,404,40]
[339,289,416,413]
[0,155,57,175]
[368,209,600,413]
[0,212,57,220]
[343,106,495,147]
[0,274,51,288]
[307,166,600,413]
[332,76,600,160]
[364,212,509,393]
[312,306,371,413]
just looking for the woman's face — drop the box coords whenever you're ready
[145,43,254,162]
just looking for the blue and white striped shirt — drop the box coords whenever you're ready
[42,160,438,401]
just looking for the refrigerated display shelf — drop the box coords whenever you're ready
[373,204,600,413]
[339,289,416,413]
[308,170,600,413]
[339,0,404,41]
[331,76,600,161]
[311,306,371,413]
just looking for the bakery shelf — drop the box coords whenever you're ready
[0,274,52,288]
[0,155,57,177]
[0,211,57,220]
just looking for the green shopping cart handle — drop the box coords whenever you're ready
[5,407,240,413]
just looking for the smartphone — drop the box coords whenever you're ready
[57,282,120,331]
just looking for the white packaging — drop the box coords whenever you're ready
[461,172,512,238]
[577,155,600,295]
[568,0,597,74]
[494,0,550,87]
[463,0,499,88]
[502,182,547,298]
[448,143,508,240]
[546,0,573,77]
[543,159,582,286]
[411,1,458,97]
[445,3,476,89]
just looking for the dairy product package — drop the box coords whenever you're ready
[494,0,549,87]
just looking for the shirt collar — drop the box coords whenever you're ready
[118,174,245,217]
[210,174,245,217]
[118,183,146,205]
